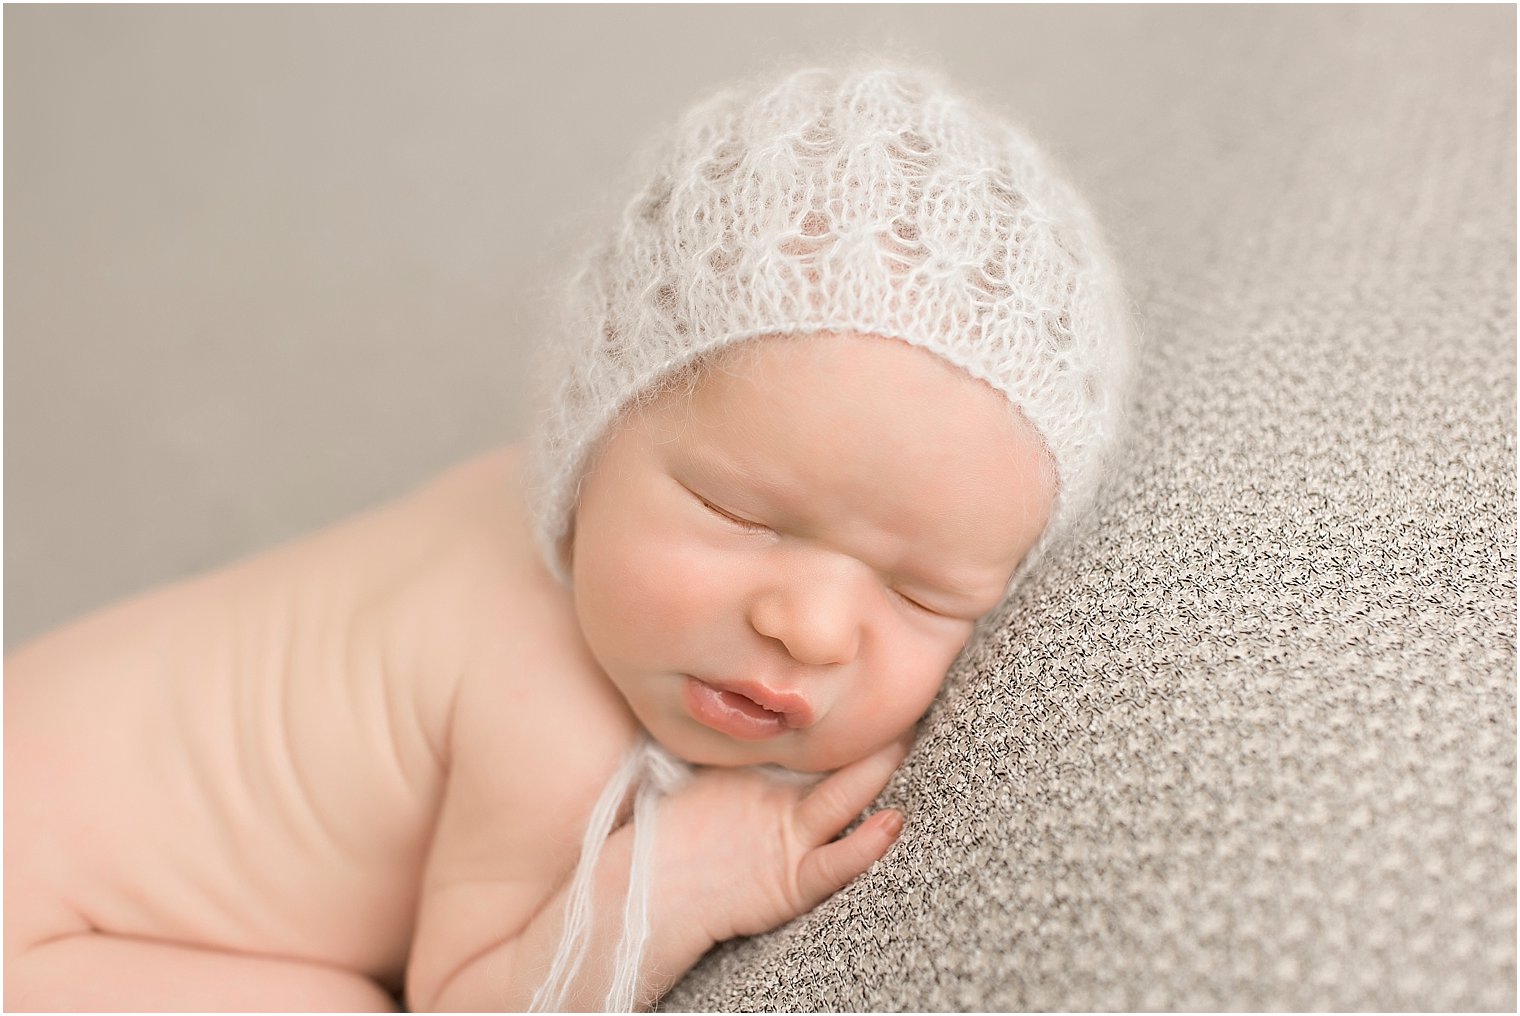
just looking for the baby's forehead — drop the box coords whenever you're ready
[670,331,1047,466]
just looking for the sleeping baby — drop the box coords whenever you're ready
[4,61,1134,1011]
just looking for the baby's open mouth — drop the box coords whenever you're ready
[721,689,785,720]
[681,676,813,740]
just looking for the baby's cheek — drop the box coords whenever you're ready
[883,643,961,723]
[623,529,711,608]
[586,522,723,653]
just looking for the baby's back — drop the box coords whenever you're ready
[4,445,632,1006]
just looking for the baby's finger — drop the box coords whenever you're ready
[794,809,905,911]
[794,735,913,846]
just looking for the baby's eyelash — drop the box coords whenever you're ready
[698,496,770,533]
[892,588,940,615]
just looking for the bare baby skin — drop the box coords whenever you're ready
[5,330,1055,1010]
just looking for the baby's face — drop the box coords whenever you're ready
[569,331,1055,772]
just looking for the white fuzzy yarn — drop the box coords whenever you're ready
[528,60,1137,593]
[529,737,692,1012]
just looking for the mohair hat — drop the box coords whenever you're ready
[528,60,1136,596]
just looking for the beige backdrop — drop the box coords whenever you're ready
[5,2,1191,649]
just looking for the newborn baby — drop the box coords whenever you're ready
[5,62,1132,1011]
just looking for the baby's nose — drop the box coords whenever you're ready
[747,565,865,666]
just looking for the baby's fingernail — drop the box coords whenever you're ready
[880,810,905,837]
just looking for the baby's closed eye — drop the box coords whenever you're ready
[890,588,941,615]
[686,485,955,617]
[693,492,771,534]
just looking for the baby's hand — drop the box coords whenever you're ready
[653,736,912,946]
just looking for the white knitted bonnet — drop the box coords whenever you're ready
[528,61,1136,595]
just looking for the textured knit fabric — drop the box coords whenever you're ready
[527,62,1136,591]
[657,7,1518,1012]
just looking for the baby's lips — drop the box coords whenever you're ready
[700,675,817,728]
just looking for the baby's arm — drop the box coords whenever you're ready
[407,795,713,1012]
[406,677,908,1012]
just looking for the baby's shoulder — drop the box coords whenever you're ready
[412,442,643,867]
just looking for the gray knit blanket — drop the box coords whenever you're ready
[662,7,1517,1011]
